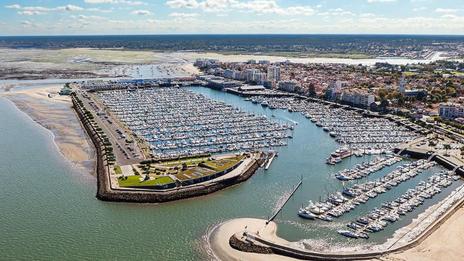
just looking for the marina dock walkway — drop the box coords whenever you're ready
[264,152,277,170]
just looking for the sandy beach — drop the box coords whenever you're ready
[0,85,95,175]
[208,218,298,261]
[387,205,464,261]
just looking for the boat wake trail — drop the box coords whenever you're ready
[295,238,374,252]
[200,221,224,261]
[282,116,299,125]
[272,189,293,215]
[281,219,343,232]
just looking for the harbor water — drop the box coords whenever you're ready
[0,86,460,260]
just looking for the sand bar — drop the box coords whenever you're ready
[0,85,95,174]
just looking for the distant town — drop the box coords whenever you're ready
[2,35,464,59]
[195,58,464,139]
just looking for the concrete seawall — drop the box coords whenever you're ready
[72,95,265,203]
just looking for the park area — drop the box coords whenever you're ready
[117,154,245,189]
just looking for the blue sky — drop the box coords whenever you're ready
[0,0,463,35]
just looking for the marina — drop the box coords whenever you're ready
[298,160,437,222]
[334,155,402,181]
[248,96,419,160]
[94,88,293,159]
[339,171,460,239]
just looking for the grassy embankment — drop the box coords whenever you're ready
[118,176,175,187]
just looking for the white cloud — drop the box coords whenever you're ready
[169,12,199,17]
[59,5,84,11]
[5,3,112,15]
[21,20,35,27]
[440,14,458,19]
[87,7,113,13]
[4,13,464,36]
[18,10,44,16]
[359,13,376,18]
[76,14,107,20]
[6,4,83,12]
[166,0,314,16]
[318,8,354,17]
[367,0,397,3]
[412,7,427,12]
[5,4,21,9]
[166,0,201,9]
[234,1,314,16]
[435,8,459,14]
[2,0,464,35]
[84,0,145,5]
[131,9,152,15]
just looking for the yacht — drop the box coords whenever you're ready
[298,208,316,220]
[338,230,359,239]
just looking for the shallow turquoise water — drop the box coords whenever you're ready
[0,87,458,260]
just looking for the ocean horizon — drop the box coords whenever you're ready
[1,34,463,51]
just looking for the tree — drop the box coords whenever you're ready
[397,95,405,106]
[307,83,316,97]
[416,91,427,101]
[378,88,388,101]
[444,144,451,156]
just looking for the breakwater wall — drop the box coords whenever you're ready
[229,234,273,254]
[72,94,265,203]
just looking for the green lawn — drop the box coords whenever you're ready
[162,157,210,167]
[171,156,244,182]
[174,168,215,181]
[113,165,122,175]
[118,175,174,187]
[202,156,244,172]
[403,71,418,76]
[135,155,246,184]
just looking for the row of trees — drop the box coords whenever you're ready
[73,94,116,165]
